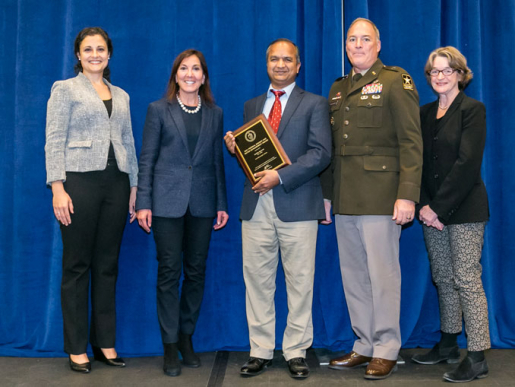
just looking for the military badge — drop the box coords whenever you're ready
[332,91,342,100]
[362,83,383,94]
[330,116,335,125]
[402,74,414,90]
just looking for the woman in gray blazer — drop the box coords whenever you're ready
[45,27,138,373]
[136,49,228,377]
[412,47,490,383]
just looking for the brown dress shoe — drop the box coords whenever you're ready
[328,351,372,370]
[364,358,397,380]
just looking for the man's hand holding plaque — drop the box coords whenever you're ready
[224,114,291,186]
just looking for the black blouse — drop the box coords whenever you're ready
[103,99,116,161]
[180,105,202,157]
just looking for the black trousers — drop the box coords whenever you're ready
[152,209,214,343]
[60,162,129,354]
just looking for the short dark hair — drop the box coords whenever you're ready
[73,27,113,82]
[266,38,301,63]
[165,49,215,107]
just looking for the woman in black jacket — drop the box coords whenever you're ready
[412,46,490,383]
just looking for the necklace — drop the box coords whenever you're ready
[177,95,201,114]
[438,102,449,110]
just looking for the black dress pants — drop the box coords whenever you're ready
[152,209,214,343]
[60,162,129,354]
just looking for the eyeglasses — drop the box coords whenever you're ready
[429,68,458,77]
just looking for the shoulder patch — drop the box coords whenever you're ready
[402,74,414,90]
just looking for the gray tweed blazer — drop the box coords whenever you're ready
[45,72,138,186]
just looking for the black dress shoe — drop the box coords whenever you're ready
[240,357,272,377]
[443,356,488,383]
[411,343,460,365]
[287,357,310,379]
[69,356,91,373]
[163,343,181,377]
[91,346,126,367]
[178,333,201,367]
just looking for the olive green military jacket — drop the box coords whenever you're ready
[321,59,423,215]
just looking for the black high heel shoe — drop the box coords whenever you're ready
[91,346,126,367]
[69,356,91,373]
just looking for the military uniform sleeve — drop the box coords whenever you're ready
[389,72,423,202]
[320,96,334,200]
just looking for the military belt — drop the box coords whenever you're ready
[336,145,399,156]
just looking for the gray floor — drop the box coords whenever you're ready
[2,348,514,386]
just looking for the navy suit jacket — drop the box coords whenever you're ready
[136,98,227,218]
[240,85,331,222]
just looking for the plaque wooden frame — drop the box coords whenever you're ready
[232,114,291,186]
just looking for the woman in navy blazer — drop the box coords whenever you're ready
[45,27,138,373]
[412,47,490,383]
[136,49,228,377]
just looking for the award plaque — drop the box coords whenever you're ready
[233,114,291,186]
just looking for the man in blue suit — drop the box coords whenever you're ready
[225,38,331,379]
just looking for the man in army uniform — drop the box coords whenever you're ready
[321,18,422,380]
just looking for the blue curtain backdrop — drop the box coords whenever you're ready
[1,0,514,357]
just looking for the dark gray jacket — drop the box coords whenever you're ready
[136,98,227,218]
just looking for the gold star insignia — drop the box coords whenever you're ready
[402,74,414,90]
